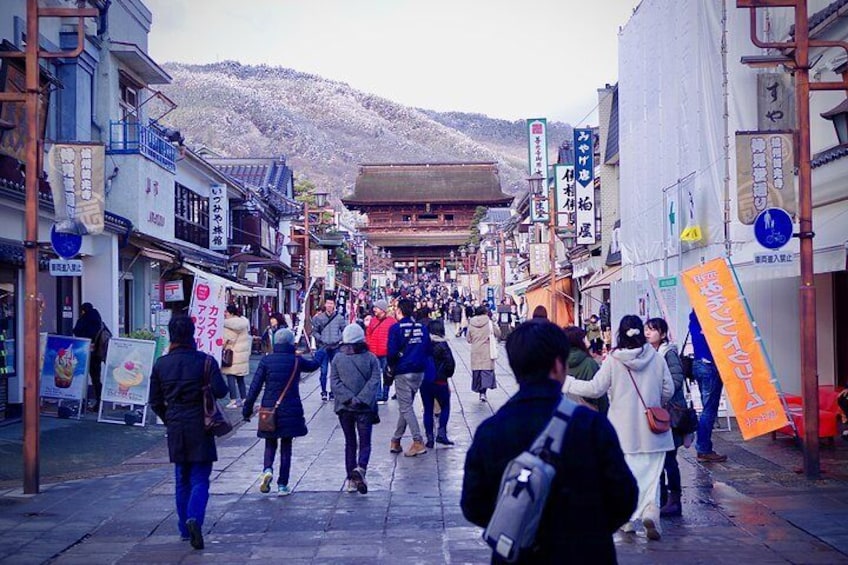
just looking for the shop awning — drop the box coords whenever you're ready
[181,263,259,297]
[505,277,534,297]
[581,266,623,292]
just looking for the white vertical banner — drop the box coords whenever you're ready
[554,164,575,228]
[573,128,596,244]
[209,184,229,251]
[326,264,336,292]
[527,118,550,224]
[188,274,226,364]
[309,249,328,278]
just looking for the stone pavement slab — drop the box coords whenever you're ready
[0,329,845,563]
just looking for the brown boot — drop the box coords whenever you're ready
[404,439,428,457]
[390,439,402,454]
[660,491,682,517]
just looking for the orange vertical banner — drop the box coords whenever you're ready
[681,258,789,440]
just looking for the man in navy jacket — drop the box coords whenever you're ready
[387,298,431,457]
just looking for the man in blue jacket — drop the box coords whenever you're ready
[689,310,727,463]
[387,298,431,457]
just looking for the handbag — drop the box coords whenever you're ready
[203,357,233,437]
[257,358,299,434]
[221,347,234,368]
[672,378,699,435]
[625,366,671,434]
[488,320,499,361]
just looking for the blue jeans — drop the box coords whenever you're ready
[338,411,373,477]
[420,380,450,438]
[319,346,338,393]
[693,360,723,455]
[174,462,213,538]
[263,437,293,485]
[377,356,389,400]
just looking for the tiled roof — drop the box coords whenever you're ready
[483,207,513,225]
[343,162,513,206]
[604,86,620,164]
[811,143,848,168]
[205,156,294,196]
[790,0,848,35]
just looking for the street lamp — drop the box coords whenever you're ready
[314,191,329,208]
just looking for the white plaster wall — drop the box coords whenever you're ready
[82,234,118,333]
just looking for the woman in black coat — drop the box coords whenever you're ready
[150,316,229,550]
[243,328,324,496]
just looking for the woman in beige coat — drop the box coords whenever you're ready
[466,306,501,402]
[222,305,252,408]
[564,314,674,541]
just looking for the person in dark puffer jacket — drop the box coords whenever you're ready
[331,323,382,495]
[150,315,229,550]
[421,319,456,448]
[243,329,324,496]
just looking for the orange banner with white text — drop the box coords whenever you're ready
[681,258,788,440]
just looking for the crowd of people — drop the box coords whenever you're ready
[146,274,728,559]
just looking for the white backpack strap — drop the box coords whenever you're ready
[530,395,577,456]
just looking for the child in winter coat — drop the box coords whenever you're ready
[421,319,456,448]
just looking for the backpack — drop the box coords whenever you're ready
[94,323,112,359]
[483,395,576,563]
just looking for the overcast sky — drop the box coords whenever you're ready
[145,0,641,124]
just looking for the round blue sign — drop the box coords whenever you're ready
[754,208,793,250]
[51,226,82,259]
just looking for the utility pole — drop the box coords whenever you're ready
[739,0,848,478]
[548,183,558,324]
[0,0,97,494]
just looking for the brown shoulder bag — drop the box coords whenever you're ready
[257,358,299,434]
[625,366,671,434]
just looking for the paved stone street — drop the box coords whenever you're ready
[0,330,846,564]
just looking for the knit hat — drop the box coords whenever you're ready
[373,299,389,313]
[342,323,365,344]
[273,328,295,345]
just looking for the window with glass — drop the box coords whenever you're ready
[175,183,210,248]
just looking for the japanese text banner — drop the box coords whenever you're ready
[189,274,226,365]
[47,143,106,235]
[681,258,788,439]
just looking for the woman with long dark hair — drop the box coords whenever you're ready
[150,316,229,550]
[645,317,687,517]
[563,315,674,540]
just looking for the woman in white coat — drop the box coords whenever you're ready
[563,314,674,541]
[222,305,252,408]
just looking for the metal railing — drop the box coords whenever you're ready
[107,120,176,172]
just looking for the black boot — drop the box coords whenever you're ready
[435,433,454,446]
[425,434,434,449]
[660,491,682,517]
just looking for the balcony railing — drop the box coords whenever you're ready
[107,120,176,173]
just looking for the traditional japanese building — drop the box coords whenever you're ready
[342,162,513,276]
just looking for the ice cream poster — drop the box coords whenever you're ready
[101,337,156,405]
[39,334,91,405]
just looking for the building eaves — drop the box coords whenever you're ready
[789,0,848,36]
[604,86,620,165]
[811,143,848,168]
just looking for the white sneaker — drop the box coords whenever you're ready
[258,469,273,494]
[226,400,239,409]
[345,479,358,493]
[642,503,662,540]
[620,521,636,534]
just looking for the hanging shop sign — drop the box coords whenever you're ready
[528,243,550,275]
[573,128,596,245]
[554,164,576,228]
[189,273,226,364]
[681,258,789,439]
[309,249,329,279]
[757,73,794,131]
[735,131,796,225]
[47,143,106,235]
[209,184,229,251]
[527,118,550,224]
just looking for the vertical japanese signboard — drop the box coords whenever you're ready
[573,128,595,244]
[309,249,328,279]
[554,164,576,228]
[189,274,226,365]
[47,143,106,235]
[735,132,796,225]
[209,184,229,251]
[681,258,788,439]
[757,73,794,131]
[529,243,550,275]
[527,118,550,223]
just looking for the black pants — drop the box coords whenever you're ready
[90,356,103,403]
[660,447,681,504]
[338,411,373,478]
[263,437,293,486]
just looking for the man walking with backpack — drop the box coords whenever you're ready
[461,320,637,564]
[387,298,431,457]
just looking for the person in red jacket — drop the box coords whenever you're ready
[365,299,396,403]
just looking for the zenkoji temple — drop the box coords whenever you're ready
[342,162,514,277]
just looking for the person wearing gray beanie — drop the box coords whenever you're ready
[331,324,382,494]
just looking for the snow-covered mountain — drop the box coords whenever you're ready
[159,61,572,198]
